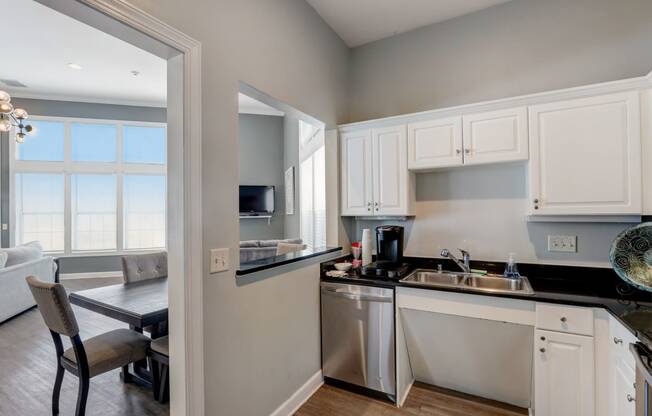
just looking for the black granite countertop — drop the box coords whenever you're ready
[236,246,342,276]
[321,255,652,349]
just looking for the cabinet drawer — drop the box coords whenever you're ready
[536,303,594,336]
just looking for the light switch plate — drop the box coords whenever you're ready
[547,235,577,253]
[210,248,230,273]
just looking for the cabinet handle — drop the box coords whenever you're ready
[627,394,635,402]
[614,337,623,345]
[539,348,546,353]
[560,317,567,323]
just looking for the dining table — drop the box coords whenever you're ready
[68,277,168,386]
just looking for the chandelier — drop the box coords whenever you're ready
[0,90,33,143]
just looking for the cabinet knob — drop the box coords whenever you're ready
[627,394,635,402]
[533,198,539,203]
[614,337,623,345]
[540,336,546,341]
[560,317,567,323]
[534,205,539,210]
[456,149,462,154]
[539,348,546,353]
[464,148,471,154]
[374,202,379,206]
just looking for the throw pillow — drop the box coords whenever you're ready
[2,241,44,267]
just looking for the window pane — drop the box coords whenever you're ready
[124,175,166,249]
[313,146,326,248]
[15,173,64,251]
[17,120,65,161]
[71,123,117,162]
[71,175,117,251]
[300,157,313,248]
[123,125,166,164]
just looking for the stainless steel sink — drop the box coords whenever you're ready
[406,270,466,286]
[401,269,534,295]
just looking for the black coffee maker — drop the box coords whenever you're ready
[361,225,409,279]
[375,225,404,268]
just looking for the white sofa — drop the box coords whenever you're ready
[0,247,57,323]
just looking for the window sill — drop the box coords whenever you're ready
[48,248,166,258]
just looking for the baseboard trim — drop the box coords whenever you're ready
[270,370,323,416]
[59,271,123,280]
[398,379,414,407]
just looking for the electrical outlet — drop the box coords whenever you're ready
[547,235,577,253]
[210,248,230,273]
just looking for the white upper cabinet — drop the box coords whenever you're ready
[341,129,373,216]
[341,126,414,216]
[372,125,411,215]
[408,116,463,169]
[462,107,528,165]
[528,92,642,215]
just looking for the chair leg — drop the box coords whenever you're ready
[148,357,160,401]
[52,363,64,415]
[121,365,131,383]
[75,374,89,416]
[158,364,169,403]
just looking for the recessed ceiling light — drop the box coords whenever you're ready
[67,63,83,70]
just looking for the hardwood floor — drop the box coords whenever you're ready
[296,383,528,416]
[0,279,169,416]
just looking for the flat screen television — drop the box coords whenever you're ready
[239,185,275,215]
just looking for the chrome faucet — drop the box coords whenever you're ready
[441,248,471,273]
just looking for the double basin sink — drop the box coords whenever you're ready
[401,269,534,295]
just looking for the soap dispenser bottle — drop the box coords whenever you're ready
[504,253,520,279]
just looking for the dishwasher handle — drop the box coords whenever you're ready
[321,287,393,303]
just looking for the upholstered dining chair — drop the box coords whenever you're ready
[276,242,307,256]
[26,276,151,416]
[147,335,170,403]
[121,252,168,337]
[121,251,168,284]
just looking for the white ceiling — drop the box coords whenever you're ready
[307,0,514,47]
[0,0,167,107]
[238,94,285,116]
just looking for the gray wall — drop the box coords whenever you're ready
[1,98,166,273]
[344,0,652,267]
[348,163,632,267]
[127,1,349,415]
[349,0,652,121]
[239,113,285,240]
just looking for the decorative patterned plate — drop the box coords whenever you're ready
[610,222,652,291]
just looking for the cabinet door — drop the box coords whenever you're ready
[529,92,641,215]
[340,129,373,216]
[408,116,463,169]
[613,359,635,416]
[372,125,409,215]
[462,107,528,165]
[535,329,595,416]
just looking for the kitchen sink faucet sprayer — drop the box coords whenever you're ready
[441,248,471,273]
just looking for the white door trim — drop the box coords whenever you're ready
[75,1,204,415]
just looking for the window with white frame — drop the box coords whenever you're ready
[299,119,326,250]
[12,116,167,254]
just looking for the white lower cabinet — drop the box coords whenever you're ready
[534,329,595,416]
[613,360,636,416]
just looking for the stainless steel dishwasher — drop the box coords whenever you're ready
[320,281,395,397]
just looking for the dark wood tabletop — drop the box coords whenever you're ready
[69,277,168,329]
